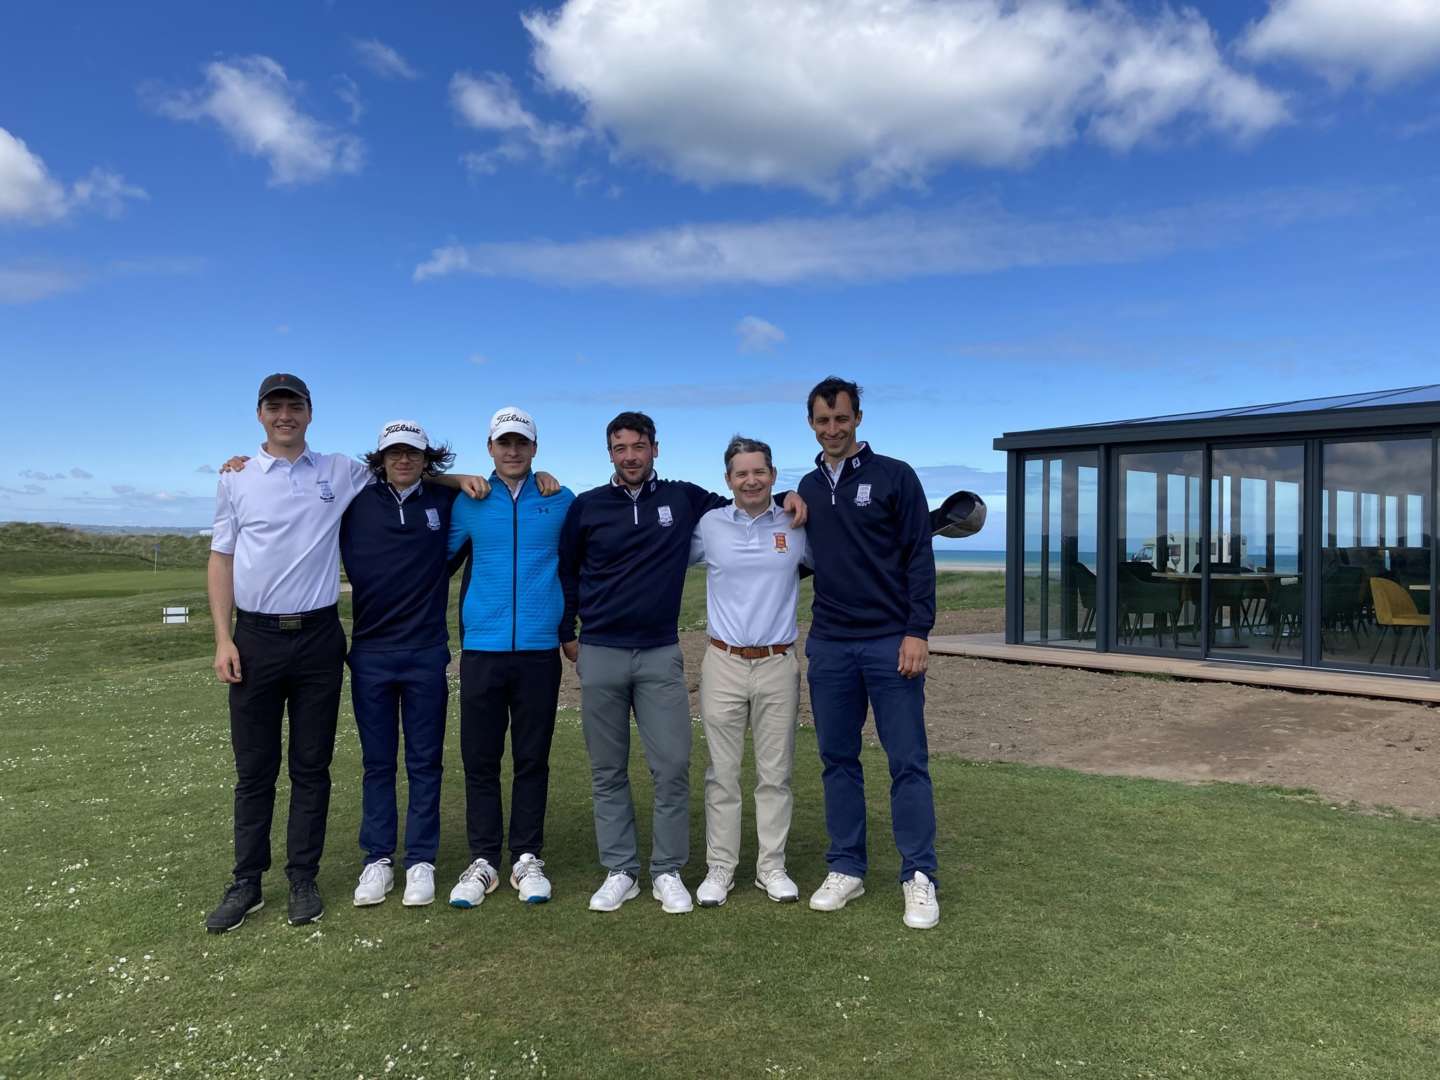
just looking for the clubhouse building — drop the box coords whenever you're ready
[993,386,1440,680]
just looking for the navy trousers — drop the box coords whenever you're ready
[804,633,938,885]
[348,644,449,868]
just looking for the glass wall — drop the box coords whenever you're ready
[1320,439,1432,672]
[1023,451,1098,647]
[1116,449,1202,653]
[1208,445,1304,661]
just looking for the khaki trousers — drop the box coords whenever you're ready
[698,645,800,876]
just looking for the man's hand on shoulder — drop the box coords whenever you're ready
[461,474,490,500]
[536,471,561,496]
[220,455,249,474]
[214,641,243,684]
[898,635,928,679]
[783,490,808,527]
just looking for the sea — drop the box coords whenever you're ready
[933,550,1303,574]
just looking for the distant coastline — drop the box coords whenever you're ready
[934,549,1005,573]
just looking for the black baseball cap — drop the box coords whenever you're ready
[257,373,311,406]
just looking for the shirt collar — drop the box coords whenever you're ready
[610,470,657,498]
[816,441,870,478]
[256,443,315,472]
[728,501,778,525]
[389,479,422,502]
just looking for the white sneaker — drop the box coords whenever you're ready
[755,868,800,903]
[588,871,640,912]
[402,862,436,906]
[651,872,694,914]
[448,858,499,908]
[696,867,734,907]
[809,871,865,911]
[353,859,394,906]
[902,871,940,930]
[510,853,552,904]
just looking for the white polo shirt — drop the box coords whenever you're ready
[210,445,374,614]
[689,504,807,647]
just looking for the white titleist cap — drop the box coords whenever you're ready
[489,406,536,442]
[377,420,429,452]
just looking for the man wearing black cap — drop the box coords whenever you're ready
[204,375,483,932]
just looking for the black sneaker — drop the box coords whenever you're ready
[205,879,263,934]
[288,879,325,925]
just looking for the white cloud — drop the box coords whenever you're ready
[352,38,420,81]
[1243,0,1440,85]
[0,255,201,305]
[69,468,93,479]
[736,315,786,353]
[0,264,84,304]
[466,353,490,366]
[0,127,146,225]
[521,0,1286,196]
[334,74,364,124]
[449,71,586,173]
[413,244,472,281]
[151,56,364,186]
[413,187,1363,288]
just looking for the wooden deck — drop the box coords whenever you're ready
[928,633,1440,705]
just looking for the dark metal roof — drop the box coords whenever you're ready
[994,385,1440,451]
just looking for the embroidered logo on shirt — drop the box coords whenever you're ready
[774,532,788,553]
[425,507,441,531]
[658,505,673,527]
[854,483,872,508]
[317,480,335,503]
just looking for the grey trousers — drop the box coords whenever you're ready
[578,643,692,879]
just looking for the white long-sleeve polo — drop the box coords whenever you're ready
[689,504,807,647]
[210,445,373,614]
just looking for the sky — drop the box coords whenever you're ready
[3,0,1438,546]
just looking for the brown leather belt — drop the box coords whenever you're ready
[710,637,793,660]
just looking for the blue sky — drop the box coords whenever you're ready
[3,0,1438,546]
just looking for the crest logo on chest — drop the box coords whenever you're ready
[317,480,335,503]
[425,508,441,530]
[854,483,871,508]
[773,532,788,553]
[658,505,674,527]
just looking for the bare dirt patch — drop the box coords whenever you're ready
[555,606,1440,817]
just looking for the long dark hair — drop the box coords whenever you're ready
[362,442,457,481]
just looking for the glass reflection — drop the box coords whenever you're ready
[1321,439,1432,671]
[1116,449,1202,653]
[1208,445,1304,661]
[1023,452,1098,648]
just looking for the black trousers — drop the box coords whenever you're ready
[229,610,346,883]
[459,649,562,868]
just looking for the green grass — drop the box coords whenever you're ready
[2,533,1439,1077]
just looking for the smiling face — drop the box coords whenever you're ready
[608,428,657,489]
[383,444,424,488]
[257,392,311,455]
[489,432,537,483]
[808,390,862,465]
[725,450,776,516]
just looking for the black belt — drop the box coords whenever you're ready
[236,605,338,632]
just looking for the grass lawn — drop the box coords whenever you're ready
[2,546,1438,1078]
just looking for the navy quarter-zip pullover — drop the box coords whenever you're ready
[798,442,936,641]
[339,480,459,651]
[559,475,727,649]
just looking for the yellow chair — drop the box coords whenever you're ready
[1369,577,1431,667]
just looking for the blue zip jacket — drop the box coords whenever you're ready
[559,476,727,649]
[798,443,936,641]
[340,481,459,652]
[447,472,574,652]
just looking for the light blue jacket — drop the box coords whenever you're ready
[447,473,574,651]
